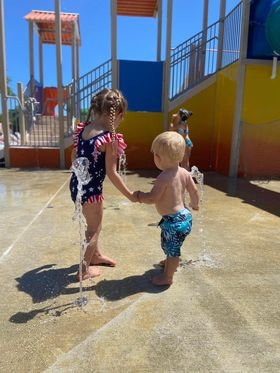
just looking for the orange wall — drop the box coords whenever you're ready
[10,147,60,168]
[120,111,164,169]
[239,64,280,177]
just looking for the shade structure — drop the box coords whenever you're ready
[117,0,158,17]
[24,10,80,45]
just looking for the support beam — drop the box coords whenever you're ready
[0,0,10,166]
[28,21,35,96]
[55,0,65,169]
[75,31,80,119]
[39,35,44,86]
[157,0,162,61]
[111,0,118,88]
[216,0,226,70]
[71,24,77,119]
[201,0,209,79]
[17,82,26,145]
[163,0,173,130]
[229,0,250,177]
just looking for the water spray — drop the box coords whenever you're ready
[71,157,91,307]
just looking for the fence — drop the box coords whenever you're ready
[169,1,243,100]
[0,59,112,150]
[67,59,112,122]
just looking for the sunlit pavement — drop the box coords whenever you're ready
[0,168,279,372]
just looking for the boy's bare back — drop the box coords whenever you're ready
[142,166,199,216]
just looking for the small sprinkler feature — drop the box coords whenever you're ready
[71,157,91,307]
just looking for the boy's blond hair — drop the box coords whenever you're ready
[151,131,186,162]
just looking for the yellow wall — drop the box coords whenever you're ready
[240,64,280,176]
[170,63,238,174]
[120,111,164,169]
[169,83,217,170]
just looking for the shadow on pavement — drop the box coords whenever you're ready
[14,264,93,303]
[95,268,170,301]
[10,264,96,323]
[205,172,280,217]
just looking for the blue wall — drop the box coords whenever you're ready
[119,60,164,112]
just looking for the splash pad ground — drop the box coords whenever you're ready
[0,168,279,372]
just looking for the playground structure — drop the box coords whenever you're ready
[0,0,279,177]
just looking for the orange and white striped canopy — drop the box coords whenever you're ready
[117,0,158,17]
[24,10,80,46]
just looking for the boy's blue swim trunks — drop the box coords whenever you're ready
[159,208,192,257]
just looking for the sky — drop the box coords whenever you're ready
[3,0,240,92]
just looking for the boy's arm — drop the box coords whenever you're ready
[105,143,137,202]
[136,177,166,204]
[186,174,199,210]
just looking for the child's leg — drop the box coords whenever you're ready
[152,256,180,286]
[78,202,103,280]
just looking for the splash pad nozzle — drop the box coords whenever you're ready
[71,157,91,307]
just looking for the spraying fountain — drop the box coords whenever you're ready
[190,165,204,201]
[71,157,91,307]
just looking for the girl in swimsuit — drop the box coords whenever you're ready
[70,88,136,280]
[169,108,193,171]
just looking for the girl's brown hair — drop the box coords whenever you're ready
[86,88,127,141]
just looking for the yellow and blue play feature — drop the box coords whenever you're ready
[108,0,280,176]
[117,60,165,169]
[118,0,280,177]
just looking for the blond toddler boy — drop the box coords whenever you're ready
[135,131,199,286]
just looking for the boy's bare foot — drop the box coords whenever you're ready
[90,254,116,267]
[151,274,173,286]
[77,266,101,281]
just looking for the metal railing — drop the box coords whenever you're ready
[169,1,243,100]
[67,59,112,122]
[0,59,112,149]
[221,2,242,68]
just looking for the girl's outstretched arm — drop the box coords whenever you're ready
[105,142,136,201]
[71,147,77,162]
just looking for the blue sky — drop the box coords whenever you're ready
[3,0,240,92]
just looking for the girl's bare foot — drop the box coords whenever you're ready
[90,254,116,267]
[151,274,173,286]
[77,266,101,281]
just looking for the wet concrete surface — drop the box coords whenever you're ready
[0,168,279,372]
